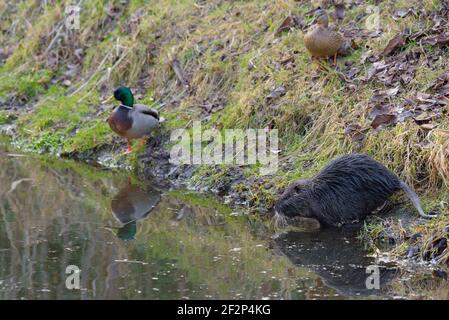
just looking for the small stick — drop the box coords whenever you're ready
[170,58,189,88]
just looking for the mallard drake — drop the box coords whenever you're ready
[106,86,162,154]
[304,11,343,65]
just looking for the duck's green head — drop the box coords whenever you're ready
[113,86,134,107]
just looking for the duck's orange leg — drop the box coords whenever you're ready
[140,137,147,147]
[314,57,325,72]
[124,138,133,154]
[333,53,337,66]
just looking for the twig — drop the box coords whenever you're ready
[170,58,190,88]
[44,23,64,54]
[70,51,112,97]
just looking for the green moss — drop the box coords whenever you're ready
[168,189,232,215]
[191,165,231,189]
[27,132,64,154]
[63,120,112,153]
[11,84,115,155]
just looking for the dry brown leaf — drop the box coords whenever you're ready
[419,123,437,130]
[344,123,367,142]
[266,86,286,99]
[413,112,435,124]
[383,34,406,56]
[371,114,396,129]
[368,104,393,119]
[422,33,449,46]
[275,15,301,36]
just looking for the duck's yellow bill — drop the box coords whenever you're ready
[102,95,114,104]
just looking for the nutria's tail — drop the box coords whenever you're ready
[399,181,436,219]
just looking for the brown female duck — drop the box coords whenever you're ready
[304,11,343,65]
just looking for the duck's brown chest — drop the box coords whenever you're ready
[108,107,133,137]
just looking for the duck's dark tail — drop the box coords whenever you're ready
[399,181,436,219]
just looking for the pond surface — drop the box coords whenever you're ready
[0,141,443,299]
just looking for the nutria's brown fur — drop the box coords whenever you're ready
[275,154,435,227]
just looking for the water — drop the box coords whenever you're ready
[0,141,440,300]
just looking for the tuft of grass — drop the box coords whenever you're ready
[0,69,52,102]
[0,111,16,125]
[63,119,112,153]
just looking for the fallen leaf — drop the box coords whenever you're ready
[370,94,387,104]
[396,110,415,123]
[383,34,406,56]
[360,50,375,64]
[364,60,387,81]
[344,123,367,142]
[416,92,437,104]
[346,67,359,80]
[421,33,449,46]
[384,86,400,97]
[413,112,434,124]
[280,54,295,65]
[275,15,301,36]
[371,114,396,129]
[392,8,414,20]
[266,86,286,99]
[8,178,33,194]
[368,104,393,119]
[370,86,400,103]
[419,123,436,130]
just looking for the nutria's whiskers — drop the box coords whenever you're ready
[273,211,288,229]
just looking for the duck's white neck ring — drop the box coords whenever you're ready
[119,104,133,110]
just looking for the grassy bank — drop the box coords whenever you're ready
[0,0,448,265]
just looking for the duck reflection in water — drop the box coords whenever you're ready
[111,183,161,240]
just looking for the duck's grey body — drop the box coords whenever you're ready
[126,104,160,139]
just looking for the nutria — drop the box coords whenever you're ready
[275,154,435,227]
